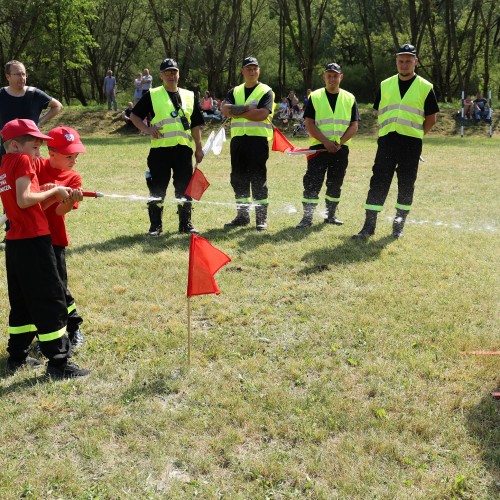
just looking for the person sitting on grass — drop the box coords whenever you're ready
[473,93,491,122]
[0,118,90,379]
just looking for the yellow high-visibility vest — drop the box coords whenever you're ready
[150,86,194,148]
[378,75,433,139]
[309,88,355,147]
[231,83,274,141]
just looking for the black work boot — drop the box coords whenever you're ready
[352,210,378,239]
[392,208,409,238]
[178,203,199,235]
[324,200,343,225]
[147,203,163,236]
[296,202,316,228]
[224,204,250,228]
[255,204,268,231]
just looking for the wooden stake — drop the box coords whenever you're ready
[187,297,191,369]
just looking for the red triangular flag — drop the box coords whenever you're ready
[185,168,210,200]
[272,128,295,152]
[187,234,231,297]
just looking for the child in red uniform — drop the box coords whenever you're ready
[34,126,86,349]
[0,119,89,378]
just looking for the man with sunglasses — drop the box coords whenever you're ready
[131,58,205,236]
[352,44,439,239]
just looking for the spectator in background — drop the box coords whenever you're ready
[0,59,63,244]
[278,97,291,123]
[287,90,300,115]
[201,91,215,113]
[463,94,474,119]
[121,102,135,127]
[141,68,153,96]
[303,88,312,108]
[473,92,491,122]
[133,72,143,103]
[103,70,117,111]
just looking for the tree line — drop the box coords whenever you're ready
[0,0,498,105]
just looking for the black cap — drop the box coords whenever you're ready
[396,44,417,56]
[160,58,179,71]
[324,63,342,73]
[242,56,259,68]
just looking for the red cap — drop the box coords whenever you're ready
[47,126,86,154]
[0,119,53,142]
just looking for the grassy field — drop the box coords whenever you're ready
[0,130,498,499]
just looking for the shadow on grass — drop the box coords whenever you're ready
[465,391,500,495]
[299,234,395,274]
[69,232,194,255]
[0,360,50,394]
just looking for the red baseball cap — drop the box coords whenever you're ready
[0,119,53,142]
[47,126,86,154]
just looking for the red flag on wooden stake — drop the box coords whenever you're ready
[187,234,231,297]
[185,168,210,201]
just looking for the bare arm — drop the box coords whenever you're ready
[38,98,63,126]
[305,117,339,153]
[130,112,161,138]
[423,113,437,135]
[191,126,204,164]
[340,121,359,146]
[221,102,270,122]
[55,189,83,216]
[16,176,71,209]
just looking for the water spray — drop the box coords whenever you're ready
[81,190,161,202]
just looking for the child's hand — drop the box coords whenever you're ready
[40,183,57,191]
[53,186,72,201]
[69,189,84,203]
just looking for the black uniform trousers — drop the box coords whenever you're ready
[302,147,349,201]
[53,245,83,334]
[146,145,193,202]
[230,136,269,202]
[6,235,71,364]
[366,132,422,209]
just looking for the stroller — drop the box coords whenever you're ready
[292,118,308,137]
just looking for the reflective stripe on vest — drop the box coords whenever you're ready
[150,87,194,148]
[378,75,432,139]
[310,88,355,147]
[230,83,274,140]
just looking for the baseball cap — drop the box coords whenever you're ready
[160,58,179,71]
[242,56,259,67]
[47,126,86,155]
[396,44,417,56]
[324,63,342,73]
[1,118,53,142]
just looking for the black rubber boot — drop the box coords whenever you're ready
[392,208,409,239]
[296,202,316,228]
[178,203,199,235]
[255,204,268,231]
[224,204,251,228]
[352,210,378,239]
[324,200,343,225]
[147,203,163,236]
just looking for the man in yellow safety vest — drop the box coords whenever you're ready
[296,62,359,229]
[131,58,205,236]
[352,44,439,239]
[221,56,274,231]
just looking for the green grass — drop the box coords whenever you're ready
[0,133,499,499]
